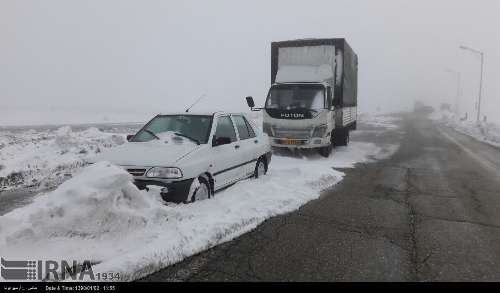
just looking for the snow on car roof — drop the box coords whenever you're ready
[156,111,248,117]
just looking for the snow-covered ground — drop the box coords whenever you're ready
[0,124,141,191]
[358,112,401,130]
[431,110,500,148]
[0,114,401,281]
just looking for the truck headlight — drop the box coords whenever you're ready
[312,125,327,137]
[146,167,183,179]
[263,123,273,136]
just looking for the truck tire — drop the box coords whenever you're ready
[318,144,333,158]
[334,128,350,147]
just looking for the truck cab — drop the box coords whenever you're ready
[263,82,336,154]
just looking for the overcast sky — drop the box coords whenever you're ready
[0,0,499,125]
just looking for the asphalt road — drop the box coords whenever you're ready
[0,189,39,216]
[142,113,500,282]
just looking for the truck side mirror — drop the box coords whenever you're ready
[246,96,255,108]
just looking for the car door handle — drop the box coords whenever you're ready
[254,140,259,144]
[235,145,240,149]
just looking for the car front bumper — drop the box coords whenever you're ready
[134,178,194,204]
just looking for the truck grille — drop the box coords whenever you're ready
[127,168,147,176]
[273,127,312,139]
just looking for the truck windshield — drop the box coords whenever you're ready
[131,115,212,144]
[265,84,326,111]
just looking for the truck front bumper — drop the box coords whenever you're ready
[270,137,331,149]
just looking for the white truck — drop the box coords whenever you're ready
[246,38,358,157]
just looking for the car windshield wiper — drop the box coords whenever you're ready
[143,129,160,140]
[174,132,200,145]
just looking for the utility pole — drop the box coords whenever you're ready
[459,45,485,122]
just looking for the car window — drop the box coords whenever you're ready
[132,115,212,143]
[232,115,251,140]
[215,116,237,142]
[243,117,256,138]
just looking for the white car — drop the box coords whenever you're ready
[89,112,272,203]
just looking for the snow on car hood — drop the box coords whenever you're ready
[88,134,201,167]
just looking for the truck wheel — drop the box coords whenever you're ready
[334,129,350,147]
[318,143,333,158]
[190,177,211,202]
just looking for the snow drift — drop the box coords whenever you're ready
[432,110,500,148]
[0,114,400,281]
[0,126,130,191]
[0,138,398,281]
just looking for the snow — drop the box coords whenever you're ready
[431,110,500,148]
[0,125,135,191]
[359,113,402,130]
[0,116,399,281]
[155,131,198,145]
[0,114,401,281]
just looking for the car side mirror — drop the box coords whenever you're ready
[212,136,232,147]
[126,134,134,141]
[246,96,255,108]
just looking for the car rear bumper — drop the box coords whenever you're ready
[134,178,194,203]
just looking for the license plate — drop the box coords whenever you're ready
[280,139,304,145]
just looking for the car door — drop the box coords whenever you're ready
[211,115,245,190]
[231,115,259,177]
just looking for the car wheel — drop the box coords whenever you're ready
[254,159,267,178]
[190,177,211,202]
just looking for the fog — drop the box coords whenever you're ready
[0,0,499,125]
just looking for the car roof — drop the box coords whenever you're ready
[156,111,249,117]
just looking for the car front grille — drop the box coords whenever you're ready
[273,127,312,139]
[127,168,147,176]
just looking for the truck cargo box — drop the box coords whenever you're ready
[271,38,358,107]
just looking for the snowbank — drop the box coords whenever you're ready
[359,113,401,130]
[0,126,129,191]
[0,135,397,281]
[432,110,500,148]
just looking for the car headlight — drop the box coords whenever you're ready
[312,125,327,137]
[263,123,273,136]
[146,167,183,179]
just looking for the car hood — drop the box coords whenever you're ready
[88,141,201,167]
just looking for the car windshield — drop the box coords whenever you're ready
[131,115,212,144]
[265,84,325,111]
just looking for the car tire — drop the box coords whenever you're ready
[254,158,267,178]
[190,176,211,202]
